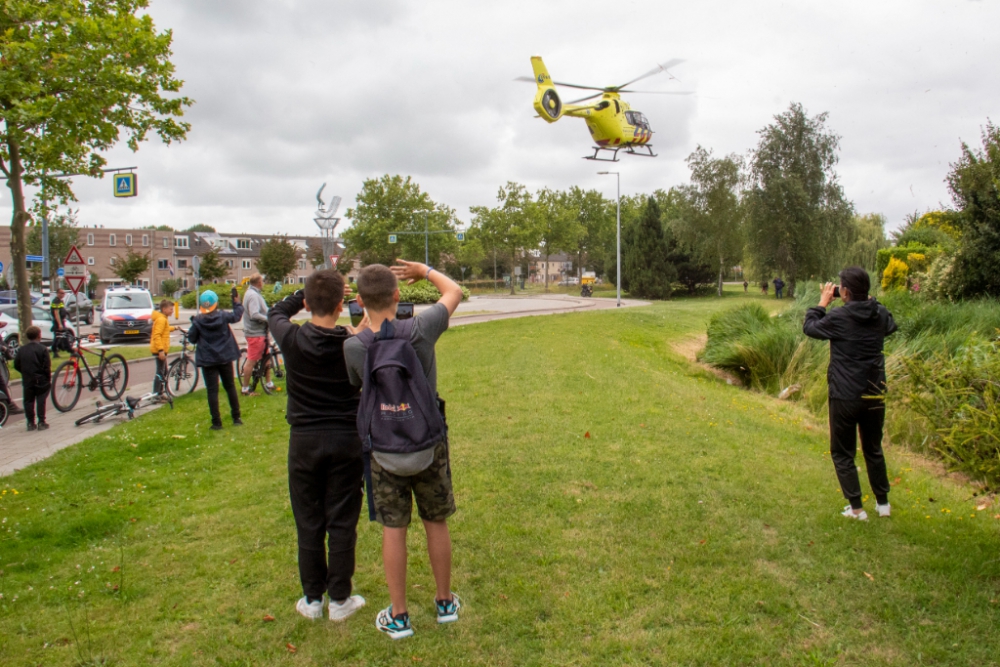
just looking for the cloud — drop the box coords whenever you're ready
[51,0,1000,235]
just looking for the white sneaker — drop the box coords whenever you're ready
[265,382,276,390]
[296,597,323,620]
[329,594,366,621]
[876,503,891,518]
[842,505,868,521]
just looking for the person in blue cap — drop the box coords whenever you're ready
[188,288,244,430]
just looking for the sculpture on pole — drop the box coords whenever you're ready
[315,183,342,270]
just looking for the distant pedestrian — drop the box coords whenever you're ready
[760,281,768,295]
[742,280,749,293]
[241,274,274,395]
[773,277,785,299]
[188,289,244,430]
[150,299,175,396]
[13,326,51,431]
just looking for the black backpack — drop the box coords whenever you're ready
[356,318,446,518]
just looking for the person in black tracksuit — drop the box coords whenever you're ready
[13,326,51,431]
[803,267,898,519]
[268,269,368,620]
[188,289,244,431]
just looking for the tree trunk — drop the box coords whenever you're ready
[544,250,550,293]
[510,249,516,295]
[718,254,724,297]
[7,136,34,332]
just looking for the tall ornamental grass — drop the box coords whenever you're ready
[702,284,1000,488]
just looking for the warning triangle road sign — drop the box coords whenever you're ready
[64,245,85,265]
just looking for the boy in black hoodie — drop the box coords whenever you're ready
[13,326,51,431]
[268,269,368,622]
[188,289,244,431]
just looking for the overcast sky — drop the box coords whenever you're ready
[23,0,1000,236]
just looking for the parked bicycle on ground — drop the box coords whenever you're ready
[165,328,199,396]
[51,334,129,412]
[238,331,284,395]
[75,385,173,426]
[0,336,15,426]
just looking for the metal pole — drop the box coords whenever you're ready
[616,173,621,308]
[493,246,497,293]
[41,212,50,308]
[424,212,429,266]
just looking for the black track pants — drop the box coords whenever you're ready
[829,398,890,509]
[23,385,49,425]
[201,362,240,426]
[288,429,363,601]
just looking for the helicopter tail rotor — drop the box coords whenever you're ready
[530,56,562,122]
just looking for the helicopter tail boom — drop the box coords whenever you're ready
[530,56,562,123]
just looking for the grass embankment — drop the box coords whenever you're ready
[1,293,998,666]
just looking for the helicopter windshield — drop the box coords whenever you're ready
[625,111,651,130]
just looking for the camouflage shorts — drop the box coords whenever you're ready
[370,440,455,528]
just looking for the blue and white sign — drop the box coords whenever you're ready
[0,260,4,274]
[388,234,398,244]
[57,267,65,277]
[26,255,44,263]
[456,232,466,242]
[114,172,138,198]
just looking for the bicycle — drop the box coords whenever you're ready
[74,386,173,426]
[0,338,13,426]
[51,334,130,412]
[165,328,199,396]
[238,332,284,395]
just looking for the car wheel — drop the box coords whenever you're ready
[84,311,94,325]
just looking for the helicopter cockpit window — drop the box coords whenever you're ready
[626,111,650,130]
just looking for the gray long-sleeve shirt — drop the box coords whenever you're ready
[242,286,269,337]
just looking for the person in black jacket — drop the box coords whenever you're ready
[268,269,369,622]
[13,326,51,431]
[803,267,898,520]
[188,289,244,431]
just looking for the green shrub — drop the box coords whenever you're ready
[398,280,470,304]
[875,244,942,277]
[881,256,910,291]
[179,283,305,309]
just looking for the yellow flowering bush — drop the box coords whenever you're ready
[882,256,909,291]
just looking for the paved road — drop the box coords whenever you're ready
[0,294,646,476]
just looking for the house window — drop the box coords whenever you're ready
[110,257,116,266]
[225,260,234,268]
[87,233,94,246]
[177,259,188,269]
[242,259,252,269]
[162,238,169,248]
[237,239,252,250]
[142,234,149,247]
[298,260,307,270]
[174,236,189,249]
[141,280,150,289]
[157,259,169,270]
[125,234,132,246]
[182,278,189,288]
[87,257,95,266]
[109,234,116,246]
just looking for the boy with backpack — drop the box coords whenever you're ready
[14,326,51,431]
[344,259,464,640]
[268,269,368,622]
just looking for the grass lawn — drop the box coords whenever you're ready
[1,292,998,665]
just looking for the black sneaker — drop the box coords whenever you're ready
[26,423,37,432]
[210,423,224,431]
[233,418,244,426]
[37,423,50,431]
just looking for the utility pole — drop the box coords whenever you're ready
[598,171,622,307]
[388,211,463,267]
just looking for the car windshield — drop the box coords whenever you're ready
[106,293,152,310]
[32,307,53,321]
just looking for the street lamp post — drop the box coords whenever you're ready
[598,171,621,307]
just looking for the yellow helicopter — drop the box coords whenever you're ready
[520,56,688,162]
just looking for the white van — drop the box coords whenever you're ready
[99,286,154,344]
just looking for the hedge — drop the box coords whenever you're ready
[875,244,942,278]
[179,281,468,309]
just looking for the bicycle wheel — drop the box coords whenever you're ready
[51,361,83,412]
[75,404,121,426]
[238,348,249,375]
[260,363,275,395]
[0,358,9,386]
[167,356,198,396]
[0,400,8,427]
[270,348,284,379]
[99,354,129,401]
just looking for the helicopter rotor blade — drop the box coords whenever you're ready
[565,92,604,105]
[514,76,606,92]
[616,89,693,95]
[613,58,685,90]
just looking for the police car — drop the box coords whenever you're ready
[99,286,154,344]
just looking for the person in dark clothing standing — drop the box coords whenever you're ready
[803,266,898,520]
[773,277,785,299]
[268,269,368,622]
[13,326,51,431]
[188,289,243,430]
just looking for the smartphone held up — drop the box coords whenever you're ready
[347,300,414,328]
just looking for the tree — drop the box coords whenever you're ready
[111,248,150,285]
[470,182,542,295]
[184,223,216,233]
[840,213,890,271]
[142,224,174,231]
[622,197,675,299]
[535,188,583,291]
[1,0,191,331]
[745,103,854,295]
[196,247,228,283]
[343,175,458,266]
[673,147,744,296]
[565,187,613,280]
[159,278,180,296]
[27,207,82,287]
[946,121,1000,298]
[258,237,300,284]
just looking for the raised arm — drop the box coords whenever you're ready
[268,289,305,348]
[391,259,463,316]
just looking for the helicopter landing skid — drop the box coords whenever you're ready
[584,144,658,162]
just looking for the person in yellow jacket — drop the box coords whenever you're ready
[150,299,176,396]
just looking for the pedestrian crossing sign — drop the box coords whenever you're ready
[114,173,137,198]
[388,234,398,244]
